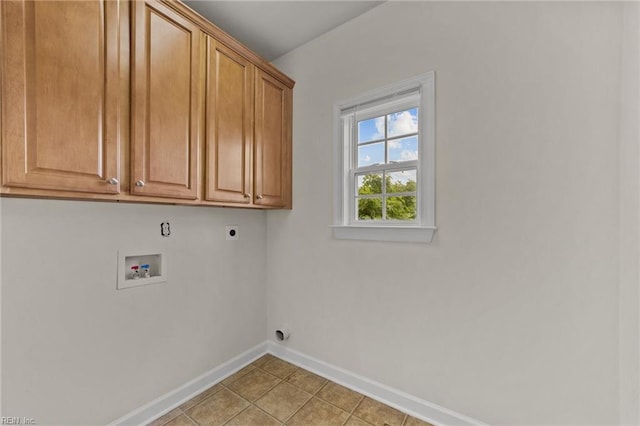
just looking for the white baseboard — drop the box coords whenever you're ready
[109,341,486,426]
[108,342,268,426]
[267,342,487,426]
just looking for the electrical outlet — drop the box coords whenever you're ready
[226,225,239,240]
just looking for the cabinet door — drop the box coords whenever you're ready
[1,0,121,194]
[131,0,200,199]
[254,70,292,208]
[205,39,253,204]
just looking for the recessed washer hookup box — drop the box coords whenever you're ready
[117,250,166,290]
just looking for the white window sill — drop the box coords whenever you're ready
[331,225,437,243]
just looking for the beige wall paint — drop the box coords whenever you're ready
[269,2,631,424]
[0,199,267,424]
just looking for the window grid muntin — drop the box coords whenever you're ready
[352,104,419,224]
[354,133,420,166]
[354,166,418,222]
[355,107,420,168]
[353,110,419,168]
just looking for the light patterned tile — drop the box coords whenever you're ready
[404,416,435,426]
[251,354,277,368]
[316,382,364,413]
[179,384,224,411]
[286,369,327,394]
[352,397,406,426]
[163,414,195,426]
[147,408,182,426]
[254,382,311,421]
[221,365,256,386]
[225,406,281,426]
[185,388,249,426]
[226,368,281,402]
[287,397,350,426]
[344,415,373,426]
[260,358,298,379]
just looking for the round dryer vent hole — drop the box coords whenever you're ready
[275,329,290,341]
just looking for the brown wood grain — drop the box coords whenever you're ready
[1,0,122,194]
[253,69,292,208]
[0,0,293,210]
[205,38,253,204]
[130,0,201,199]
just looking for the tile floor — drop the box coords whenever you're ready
[148,354,434,426]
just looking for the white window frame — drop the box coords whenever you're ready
[332,72,436,243]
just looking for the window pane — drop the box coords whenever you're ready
[387,107,418,138]
[386,196,417,220]
[387,136,418,163]
[358,197,382,220]
[358,116,385,143]
[357,173,382,195]
[386,169,417,193]
[357,142,384,167]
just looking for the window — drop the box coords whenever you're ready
[333,72,436,243]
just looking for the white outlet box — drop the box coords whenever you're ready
[226,225,239,240]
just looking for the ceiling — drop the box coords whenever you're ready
[183,1,383,61]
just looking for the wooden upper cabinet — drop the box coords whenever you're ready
[131,0,201,199]
[0,0,122,194]
[204,38,253,204]
[0,0,294,207]
[254,69,292,208]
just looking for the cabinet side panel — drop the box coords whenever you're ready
[1,0,28,186]
[261,80,283,198]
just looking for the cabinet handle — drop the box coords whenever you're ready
[135,180,145,187]
[108,177,119,185]
[244,193,251,199]
[257,195,263,200]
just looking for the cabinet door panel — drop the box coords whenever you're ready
[1,0,121,193]
[254,70,292,208]
[131,0,200,199]
[205,39,253,203]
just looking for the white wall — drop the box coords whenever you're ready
[1,3,637,425]
[619,3,640,424]
[0,192,3,419]
[268,2,634,424]
[0,198,267,424]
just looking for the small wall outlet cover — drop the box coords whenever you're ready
[226,225,239,240]
[161,222,171,237]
